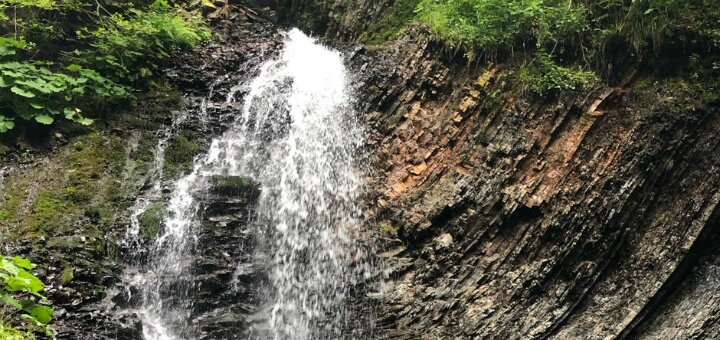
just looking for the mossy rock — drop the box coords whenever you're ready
[60,265,74,285]
[164,131,200,179]
[139,202,165,239]
[208,175,258,197]
[0,132,129,239]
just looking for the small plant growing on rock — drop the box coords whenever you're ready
[380,223,399,237]
[0,255,54,338]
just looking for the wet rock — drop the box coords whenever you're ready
[343,23,720,339]
[208,175,259,198]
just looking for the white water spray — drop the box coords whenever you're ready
[129,29,369,340]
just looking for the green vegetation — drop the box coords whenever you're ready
[0,322,34,340]
[0,133,126,238]
[368,0,720,94]
[516,52,599,94]
[0,255,54,338]
[139,202,165,239]
[416,0,585,59]
[209,175,255,196]
[164,131,199,178]
[0,0,210,132]
[361,0,421,45]
[379,223,399,237]
[58,266,73,286]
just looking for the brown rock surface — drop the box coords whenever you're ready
[345,26,720,339]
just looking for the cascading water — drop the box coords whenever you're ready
[125,29,371,339]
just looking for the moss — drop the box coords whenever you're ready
[164,131,199,179]
[0,132,129,239]
[380,223,399,237]
[29,198,70,231]
[139,202,165,239]
[209,175,256,197]
[0,210,7,221]
[59,265,74,285]
[65,186,91,203]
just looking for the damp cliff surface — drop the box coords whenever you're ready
[0,9,282,338]
[280,1,720,338]
[351,30,720,339]
[1,1,720,339]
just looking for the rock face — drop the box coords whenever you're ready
[189,176,264,339]
[3,1,720,339]
[1,8,281,338]
[343,24,720,340]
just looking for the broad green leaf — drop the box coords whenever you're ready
[0,257,19,275]
[30,101,45,110]
[64,107,75,120]
[12,256,34,270]
[28,305,53,324]
[0,119,13,133]
[34,115,54,125]
[0,76,9,87]
[7,269,44,294]
[66,64,82,72]
[0,46,15,56]
[75,116,94,126]
[10,86,35,98]
[6,276,32,292]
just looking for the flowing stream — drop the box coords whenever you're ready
[123,29,369,340]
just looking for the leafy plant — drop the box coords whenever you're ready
[0,255,54,338]
[68,2,212,84]
[410,0,720,90]
[0,0,211,133]
[379,223,399,237]
[415,0,586,59]
[516,52,598,95]
[0,60,131,128]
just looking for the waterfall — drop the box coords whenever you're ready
[125,29,369,340]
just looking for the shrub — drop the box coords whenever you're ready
[0,60,130,130]
[415,0,586,59]
[68,2,212,84]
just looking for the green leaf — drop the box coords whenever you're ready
[0,256,19,275]
[6,269,45,294]
[66,64,82,72]
[0,292,21,309]
[63,107,74,120]
[12,256,34,270]
[0,76,9,87]
[10,86,35,98]
[34,115,54,125]
[0,46,15,56]
[28,305,53,324]
[0,117,14,133]
[75,116,94,126]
